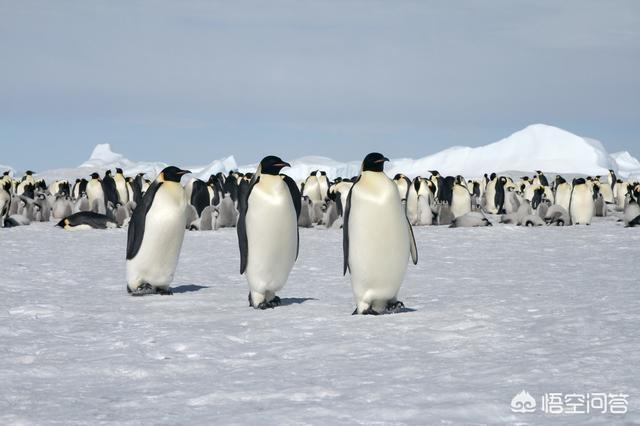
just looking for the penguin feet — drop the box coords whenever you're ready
[130,284,173,296]
[386,300,405,313]
[250,294,281,309]
[256,300,277,310]
[130,283,155,296]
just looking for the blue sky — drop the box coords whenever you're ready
[1,0,639,171]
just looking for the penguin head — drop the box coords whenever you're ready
[105,170,112,176]
[116,168,124,174]
[90,172,100,179]
[362,153,389,173]
[25,170,34,176]
[160,166,191,183]
[428,170,440,177]
[259,156,291,175]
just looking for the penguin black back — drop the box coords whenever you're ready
[56,211,117,229]
[190,180,210,216]
[102,171,118,205]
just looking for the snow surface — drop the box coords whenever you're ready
[23,124,640,183]
[2,218,639,424]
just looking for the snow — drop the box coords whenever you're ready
[2,218,639,424]
[611,151,640,179]
[27,124,638,184]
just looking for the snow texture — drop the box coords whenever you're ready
[24,124,640,183]
[611,151,640,179]
[1,218,639,424]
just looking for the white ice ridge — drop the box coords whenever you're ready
[29,124,640,182]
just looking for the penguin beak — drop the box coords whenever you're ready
[375,157,389,164]
[275,162,291,168]
[178,170,192,176]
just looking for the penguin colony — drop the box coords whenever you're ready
[2,160,639,314]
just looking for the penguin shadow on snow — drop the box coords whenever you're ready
[278,297,317,306]
[170,284,210,294]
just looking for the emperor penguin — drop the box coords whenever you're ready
[451,176,472,218]
[56,211,118,230]
[114,168,129,204]
[317,171,330,201]
[406,177,422,224]
[298,196,314,228]
[126,166,191,296]
[554,176,572,211]
[344,153,418,315]
[0,181,10,225]
[450,211,492,228]
[302,171,322,202]
[485,176,507,214]
[569,178,595,225]
[597,177,615,204]
[544,205,571,226]
[624,185,640,227]
[614,179,627,210]
[238,156,301,309]
[102,170,119,207]
[16,171,36,196]
[483,175,498,213]
[393,174,411,202]
[86,173,106,214]
[72,179,82,200]
[607,170,617,191]
[534,170,549,187]
[52,194,73,219]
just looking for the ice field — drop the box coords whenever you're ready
[2,217,639,425]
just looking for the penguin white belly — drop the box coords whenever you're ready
[245,177,297,295]
[556,185,572,211]
[115,178,128,203]
[451,186,471,218]
[484,182,497,213]
[127,189,186,289]
[303,180,322,203]
[349,174,410,312]
[87,181,105,213]
[406,187,419,224]
[417,194,433,226]
[599,184,614,204]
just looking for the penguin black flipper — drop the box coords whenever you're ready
[237,177,257,274]
[281,174,302,260]
[126,181,163,260]
[407,217,418,265]
[343,177,359,275]
[281,175,301,219]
